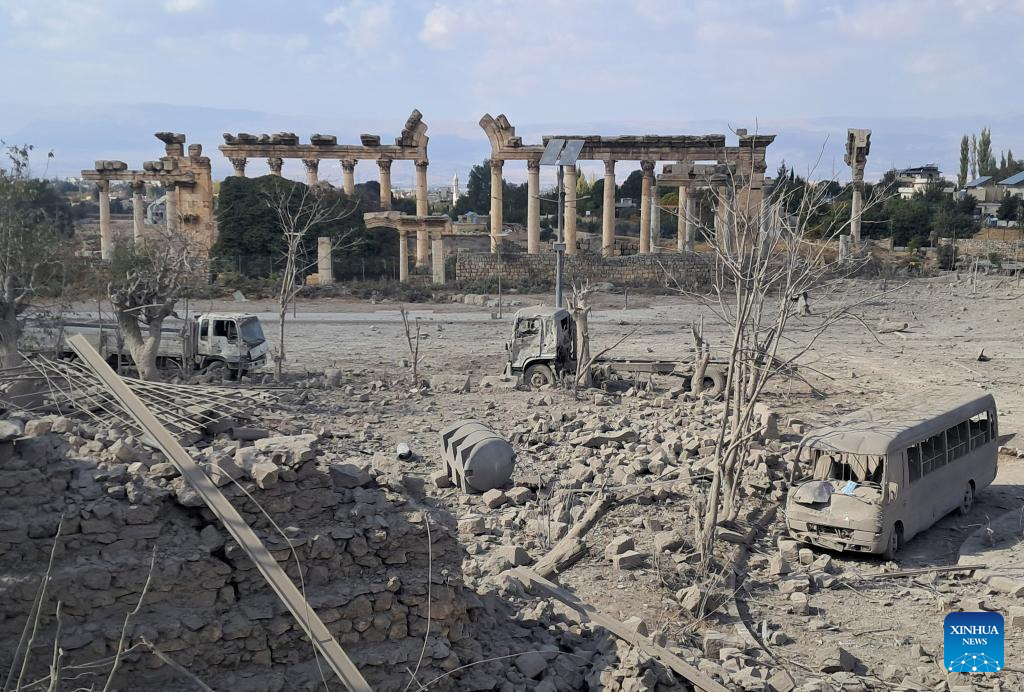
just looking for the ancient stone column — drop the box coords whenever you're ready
[685,191,697,252]
[431,232,445,284]
[317,237,334,285]
[564,165,578,255]
[377,158,393,210]
[639,161,655,254]
[845,129,871,245]
[415,160,429,216]
[651,183,661,253]
[341,159,356,195]
[714,187,731,245]
[526,159,541,254]
[602,160,616,257]
[229,157,247,177]
[130,181,145,246]
[165,183,177,233]
[398,230,409,282]
[97,179,112,260]
[677,186,687,251]
[267,157,283,176]
[489,159,504,253]
[416,229,429,268]
[302,159,319,187]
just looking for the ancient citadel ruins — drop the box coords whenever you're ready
[4,104,1018,692]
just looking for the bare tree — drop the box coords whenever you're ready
[689,314,710,396]
[0,144,64,366]
[108,230,197,381]
[263,180,356,382]
[399,306,423,388]
[566,282,593,390]
[673,142,895,561]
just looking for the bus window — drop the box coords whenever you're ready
[969,412,991,449]
[948,420,970,462]
[921,432,946,475]
[907,443,922,482]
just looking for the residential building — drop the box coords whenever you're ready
[897,164,955,199]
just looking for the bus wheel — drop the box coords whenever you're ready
[883,524,902,560]
[523,364,554,390]
[957,483,975,515]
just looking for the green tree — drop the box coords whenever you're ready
[959,135,969,188]
[618,169,643,202]
[978,128,996,176]
[970,134,978,179]
[997,193,1021,222]
[0,144,66,365]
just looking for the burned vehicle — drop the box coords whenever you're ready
[503,306,727,392]
[786,393,998,559]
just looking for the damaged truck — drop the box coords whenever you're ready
[786,392,998,559]
[503,306,727,394]
[21,312,270,378]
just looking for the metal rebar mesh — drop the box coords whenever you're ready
[0,356,277,438]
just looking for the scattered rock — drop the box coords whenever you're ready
[481,488,507,509]
[818,646,857,673]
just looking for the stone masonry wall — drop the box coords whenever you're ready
[0,420,468,692]
[455,250,715,290]
[939,237,1024,262]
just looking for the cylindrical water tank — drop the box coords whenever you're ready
[440,419,515,492]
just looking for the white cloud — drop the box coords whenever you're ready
[324,1,394,52]
[163,0,205,13]
[419,4,460,49]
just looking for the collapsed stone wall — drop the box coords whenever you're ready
[0,419,469,691]
[455,250,715,290]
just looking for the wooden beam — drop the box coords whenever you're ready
[509,567,731,692]
[67,334,372,692]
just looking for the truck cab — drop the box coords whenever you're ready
[195,313,270,374]
[504,307,575,387]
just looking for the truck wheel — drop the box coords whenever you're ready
[703,369,726,397]
[203,361,228,381]
[523,364,555,390]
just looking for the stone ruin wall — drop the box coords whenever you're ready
[455,251,716,290]
[938,236,1024,262]
[0,421,470,692]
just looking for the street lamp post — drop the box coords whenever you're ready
[540,139,584,308]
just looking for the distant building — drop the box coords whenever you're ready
[452,172,461,204]
[964,176,1002,218]
[615,197,637,210]
[897,164,955,199]
[997,171,1024,200]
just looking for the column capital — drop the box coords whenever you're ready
[415,159,429,171]
[228,156,247,172]
[377,158,393,173]
[640,160,656,175]
[301,158,320,172]
[527,159,541,172]
[489,158,504,173]
[341,159,357,170]
[129,180,145,192]
[96,178,110,190]
[267,157,283,174]
[603,159,616,176]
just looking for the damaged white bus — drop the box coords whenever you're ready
[786,393,998,559]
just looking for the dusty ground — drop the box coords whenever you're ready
[67,274,1024,687]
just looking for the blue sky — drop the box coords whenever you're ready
[1,0,1023,185]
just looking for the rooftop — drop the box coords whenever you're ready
[966,176,993,188]
[998,171,1024,186]
[800,391,996,455]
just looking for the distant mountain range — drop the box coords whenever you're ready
[3,102,1022,187]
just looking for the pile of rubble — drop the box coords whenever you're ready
[0,415,473,691]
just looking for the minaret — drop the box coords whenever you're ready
[452,172,461,203]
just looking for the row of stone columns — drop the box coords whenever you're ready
[228,156,430,218]
[393,230,445,284]
[479,158,710,258]
[96,179,178,260]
